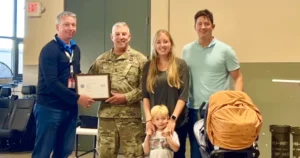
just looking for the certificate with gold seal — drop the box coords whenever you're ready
[75,74,111,101]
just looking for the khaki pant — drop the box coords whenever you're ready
[96,118,145,158]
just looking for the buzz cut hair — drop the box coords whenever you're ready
[111,22,130,33]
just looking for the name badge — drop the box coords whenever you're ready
[68,78,76,89]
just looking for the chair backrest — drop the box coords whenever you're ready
[21,85,36,99]
[79,115,98,129]
[0,87,11,99]
[8,85,36,131]
[0,87,16,129]
[9,99,35,131]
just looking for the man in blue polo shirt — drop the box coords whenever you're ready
[182,9,244,158]
[32,11,94,158]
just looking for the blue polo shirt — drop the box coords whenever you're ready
[182,38,240,109]
[54,34,76,54]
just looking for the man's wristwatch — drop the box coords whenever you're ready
[171,115,177,121]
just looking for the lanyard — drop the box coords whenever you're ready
[65,51,74,75]
[53,37,74,77]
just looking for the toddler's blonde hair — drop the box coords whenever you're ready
[150,105,169,118]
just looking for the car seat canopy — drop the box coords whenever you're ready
[206,90,263,150]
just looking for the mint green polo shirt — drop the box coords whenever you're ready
[182,38,240,109]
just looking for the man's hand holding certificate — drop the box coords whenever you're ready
[77,95,95,108]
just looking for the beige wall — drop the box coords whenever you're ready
[161,0,300,62]
[151,0,169,42]
[23,0,300,69]
[24,0,64,66]
[23,0,63,84]
[156,0,300,62]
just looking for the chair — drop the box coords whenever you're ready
[0,87,12,129]
[0,87,16,150]
[75,115,98,158]
[0,85,36,151]
[0,87,18,129]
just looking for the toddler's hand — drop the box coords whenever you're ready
[162,128,170,137]
[146,129,153,137]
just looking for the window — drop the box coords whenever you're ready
[18,42,23,74]
[0,1,14,37]
[17,0,25,38]
[0,39,13,69]
[0,0,25,81]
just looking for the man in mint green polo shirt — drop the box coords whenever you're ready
[182,9,244,158]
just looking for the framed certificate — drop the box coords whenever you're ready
[75,74,111,101]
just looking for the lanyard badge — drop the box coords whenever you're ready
[53,37,76,89]
[68,77,76,89]
[65,51,76,89]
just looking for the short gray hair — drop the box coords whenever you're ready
[112,22,130,33]
[56,11,76,24]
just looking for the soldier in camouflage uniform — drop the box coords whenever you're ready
[88,22,148,158]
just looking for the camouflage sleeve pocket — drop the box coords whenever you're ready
[123,64,139,84]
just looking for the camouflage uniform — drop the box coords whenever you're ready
[88,47,147,158]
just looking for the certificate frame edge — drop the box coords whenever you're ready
[75,73,111,101]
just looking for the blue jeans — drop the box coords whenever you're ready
[174,108,202,158]
[187,108,202,158]
[31,104,78,158]
[174,121,188,158]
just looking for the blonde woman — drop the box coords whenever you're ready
[142,29,189,158]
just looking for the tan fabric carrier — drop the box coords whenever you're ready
[206,90,263,150]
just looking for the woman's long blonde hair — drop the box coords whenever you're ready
[146,30,181,93]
